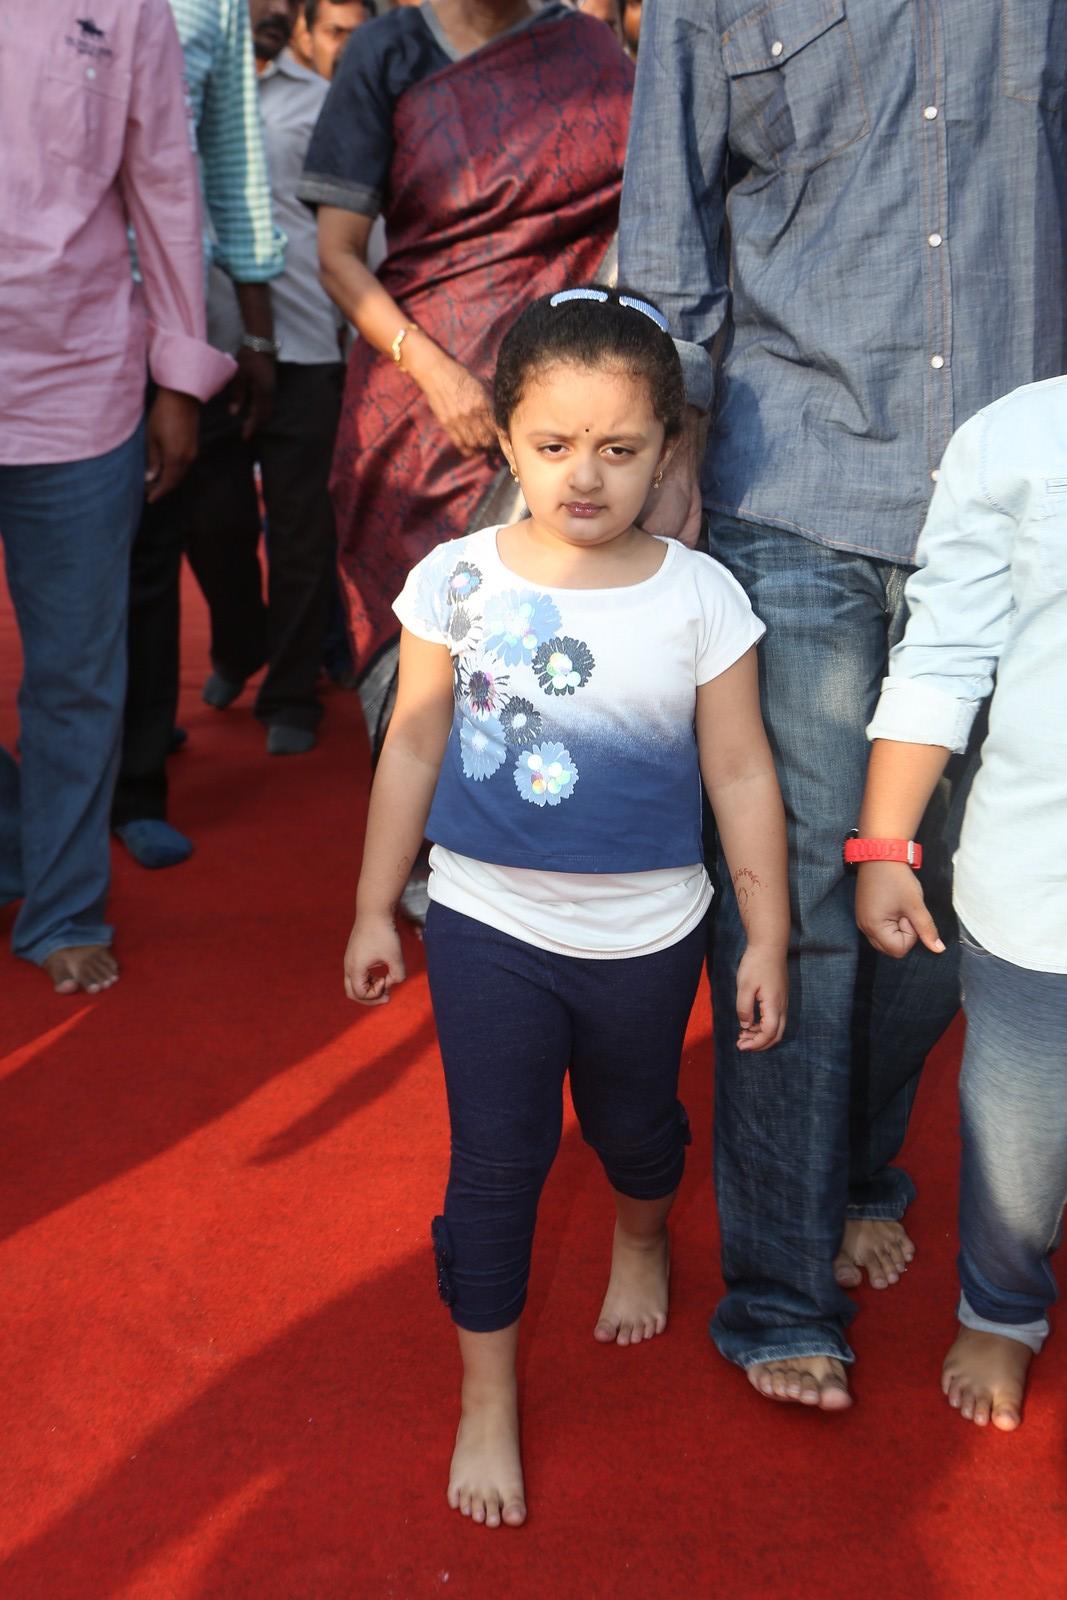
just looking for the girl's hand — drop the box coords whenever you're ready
[736,943,787,1051]
[344,913,407,1005]
[417,353,496,456]
[855,861,945,959]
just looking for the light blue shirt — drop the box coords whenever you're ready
[868,377,1067,974]
[619,0,1067,565]
[169,0,285,282]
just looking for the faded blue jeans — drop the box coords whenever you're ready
[0,424,144,962]
[706,516,975,1367]
[956,928,1067,1354]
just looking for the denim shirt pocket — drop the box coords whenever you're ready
[722,0,869,174]
[1030,479,1067,589]
[43,62,131,181]
[1002,0,1067,111]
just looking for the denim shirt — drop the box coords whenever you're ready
[868,377,1067,973]
[619,0,1067,564]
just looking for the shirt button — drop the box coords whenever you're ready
[930,354,945,369]
[923,105,939,120]
[770,39,784,57]
[86,66,97,80]
[928,232,943,247]
[930,469,940,482]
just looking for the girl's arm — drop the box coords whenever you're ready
[344,629,455,1005]
[316,208,495,456]
[854,741,951,959]
[697,648,790,1051]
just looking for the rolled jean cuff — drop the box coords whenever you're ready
[958,1293,1048,1355]
[711,1318,855,1370]
[845,1166,916,1222]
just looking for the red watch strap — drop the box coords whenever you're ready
[844,837,923,868]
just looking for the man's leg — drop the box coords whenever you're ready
[943,929,1067,1430]
[252,362,343,749]
[0,425,144,985]
[705,515,899,1388]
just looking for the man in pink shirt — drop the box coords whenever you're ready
[0,1,234,995]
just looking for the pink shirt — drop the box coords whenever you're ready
[0,1,235,465]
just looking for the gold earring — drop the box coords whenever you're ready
[510,467,518,480]
[653,469,664,489]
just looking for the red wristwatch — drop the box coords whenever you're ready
[843,831,923,869]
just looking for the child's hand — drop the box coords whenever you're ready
[735,943,787,1051]
[855,861,945,959]
[344,913,407,1005]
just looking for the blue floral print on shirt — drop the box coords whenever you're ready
[498,697,543,748]
[514,742,579,806]
[482,590,562,666]
[459,653,509,721]
[460,715,507,781]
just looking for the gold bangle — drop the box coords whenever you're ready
[390,323,419,365]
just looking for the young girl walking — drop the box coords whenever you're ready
[343,287,789,1526]
[854,376,1067,1432]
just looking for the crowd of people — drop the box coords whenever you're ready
[2,0,1065,1542]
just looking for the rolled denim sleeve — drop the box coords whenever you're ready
[199,0,285,282]
[867,409,1016,754]
[618,0,728,412]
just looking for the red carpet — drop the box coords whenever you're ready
[1,569,1064,1599]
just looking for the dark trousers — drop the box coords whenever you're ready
[113,363,342,825]
[423,902,706,1333]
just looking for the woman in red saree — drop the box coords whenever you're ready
[300,0,633,681]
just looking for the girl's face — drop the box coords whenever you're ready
[500,362,670,550]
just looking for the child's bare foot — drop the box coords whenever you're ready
[747,1356,852,1410]
[942,1326,1032,1431]
[834,1218,914,1289]
[41,945,118,996]
[448,1383,526,1528]
[594,1220,670,1346]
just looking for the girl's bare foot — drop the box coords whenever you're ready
[834,1218,915,1289]
[942,1326,1032,1431]
[41,944,118,995]
[746,1356,852,1410]
[448,1382,526,1528]
[594,1220,670,1346]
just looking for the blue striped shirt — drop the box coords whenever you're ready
[169,0,284,282]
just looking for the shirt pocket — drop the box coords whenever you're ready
[1029,481,1067,589]
[1002,0,1067,111]
[42,62,131,180]
[722,0,869,174]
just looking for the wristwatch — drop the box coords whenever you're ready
[390,323,419,365]
[843,830,923,869]
[240,333,279,356]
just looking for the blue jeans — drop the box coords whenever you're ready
[423,903,705,1333]
[956,928,1067,1353]
[706,516,975,1366]
[0,425,144,962]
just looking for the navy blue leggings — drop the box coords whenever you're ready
[423,902,706,1333]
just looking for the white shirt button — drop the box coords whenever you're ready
[928,232,943,247]
[930,354,945,370]
[770,39,784,57]
[86,67,97,80]
[930,469,940,482]
[923,105,938,120]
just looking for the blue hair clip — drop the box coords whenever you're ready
[549,287,671,335]
[549,289,609,307]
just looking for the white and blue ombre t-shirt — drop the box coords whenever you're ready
[393,525,765,955]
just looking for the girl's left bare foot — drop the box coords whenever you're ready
[834,1218,915,1289]
[41,944,118,995]
[447,1383,526,1528]
[594,1221,669,1346]
[942,1326,1032,1431]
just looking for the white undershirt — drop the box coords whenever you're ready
[428,846,712,958]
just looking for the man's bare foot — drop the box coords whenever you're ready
[41,945,118,996]
[942,1326,1032,1431]
[747,1356,853,1410]
[834,1218,915,1289]
[594,1221,669,1346]
[448,1384,526,1528]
